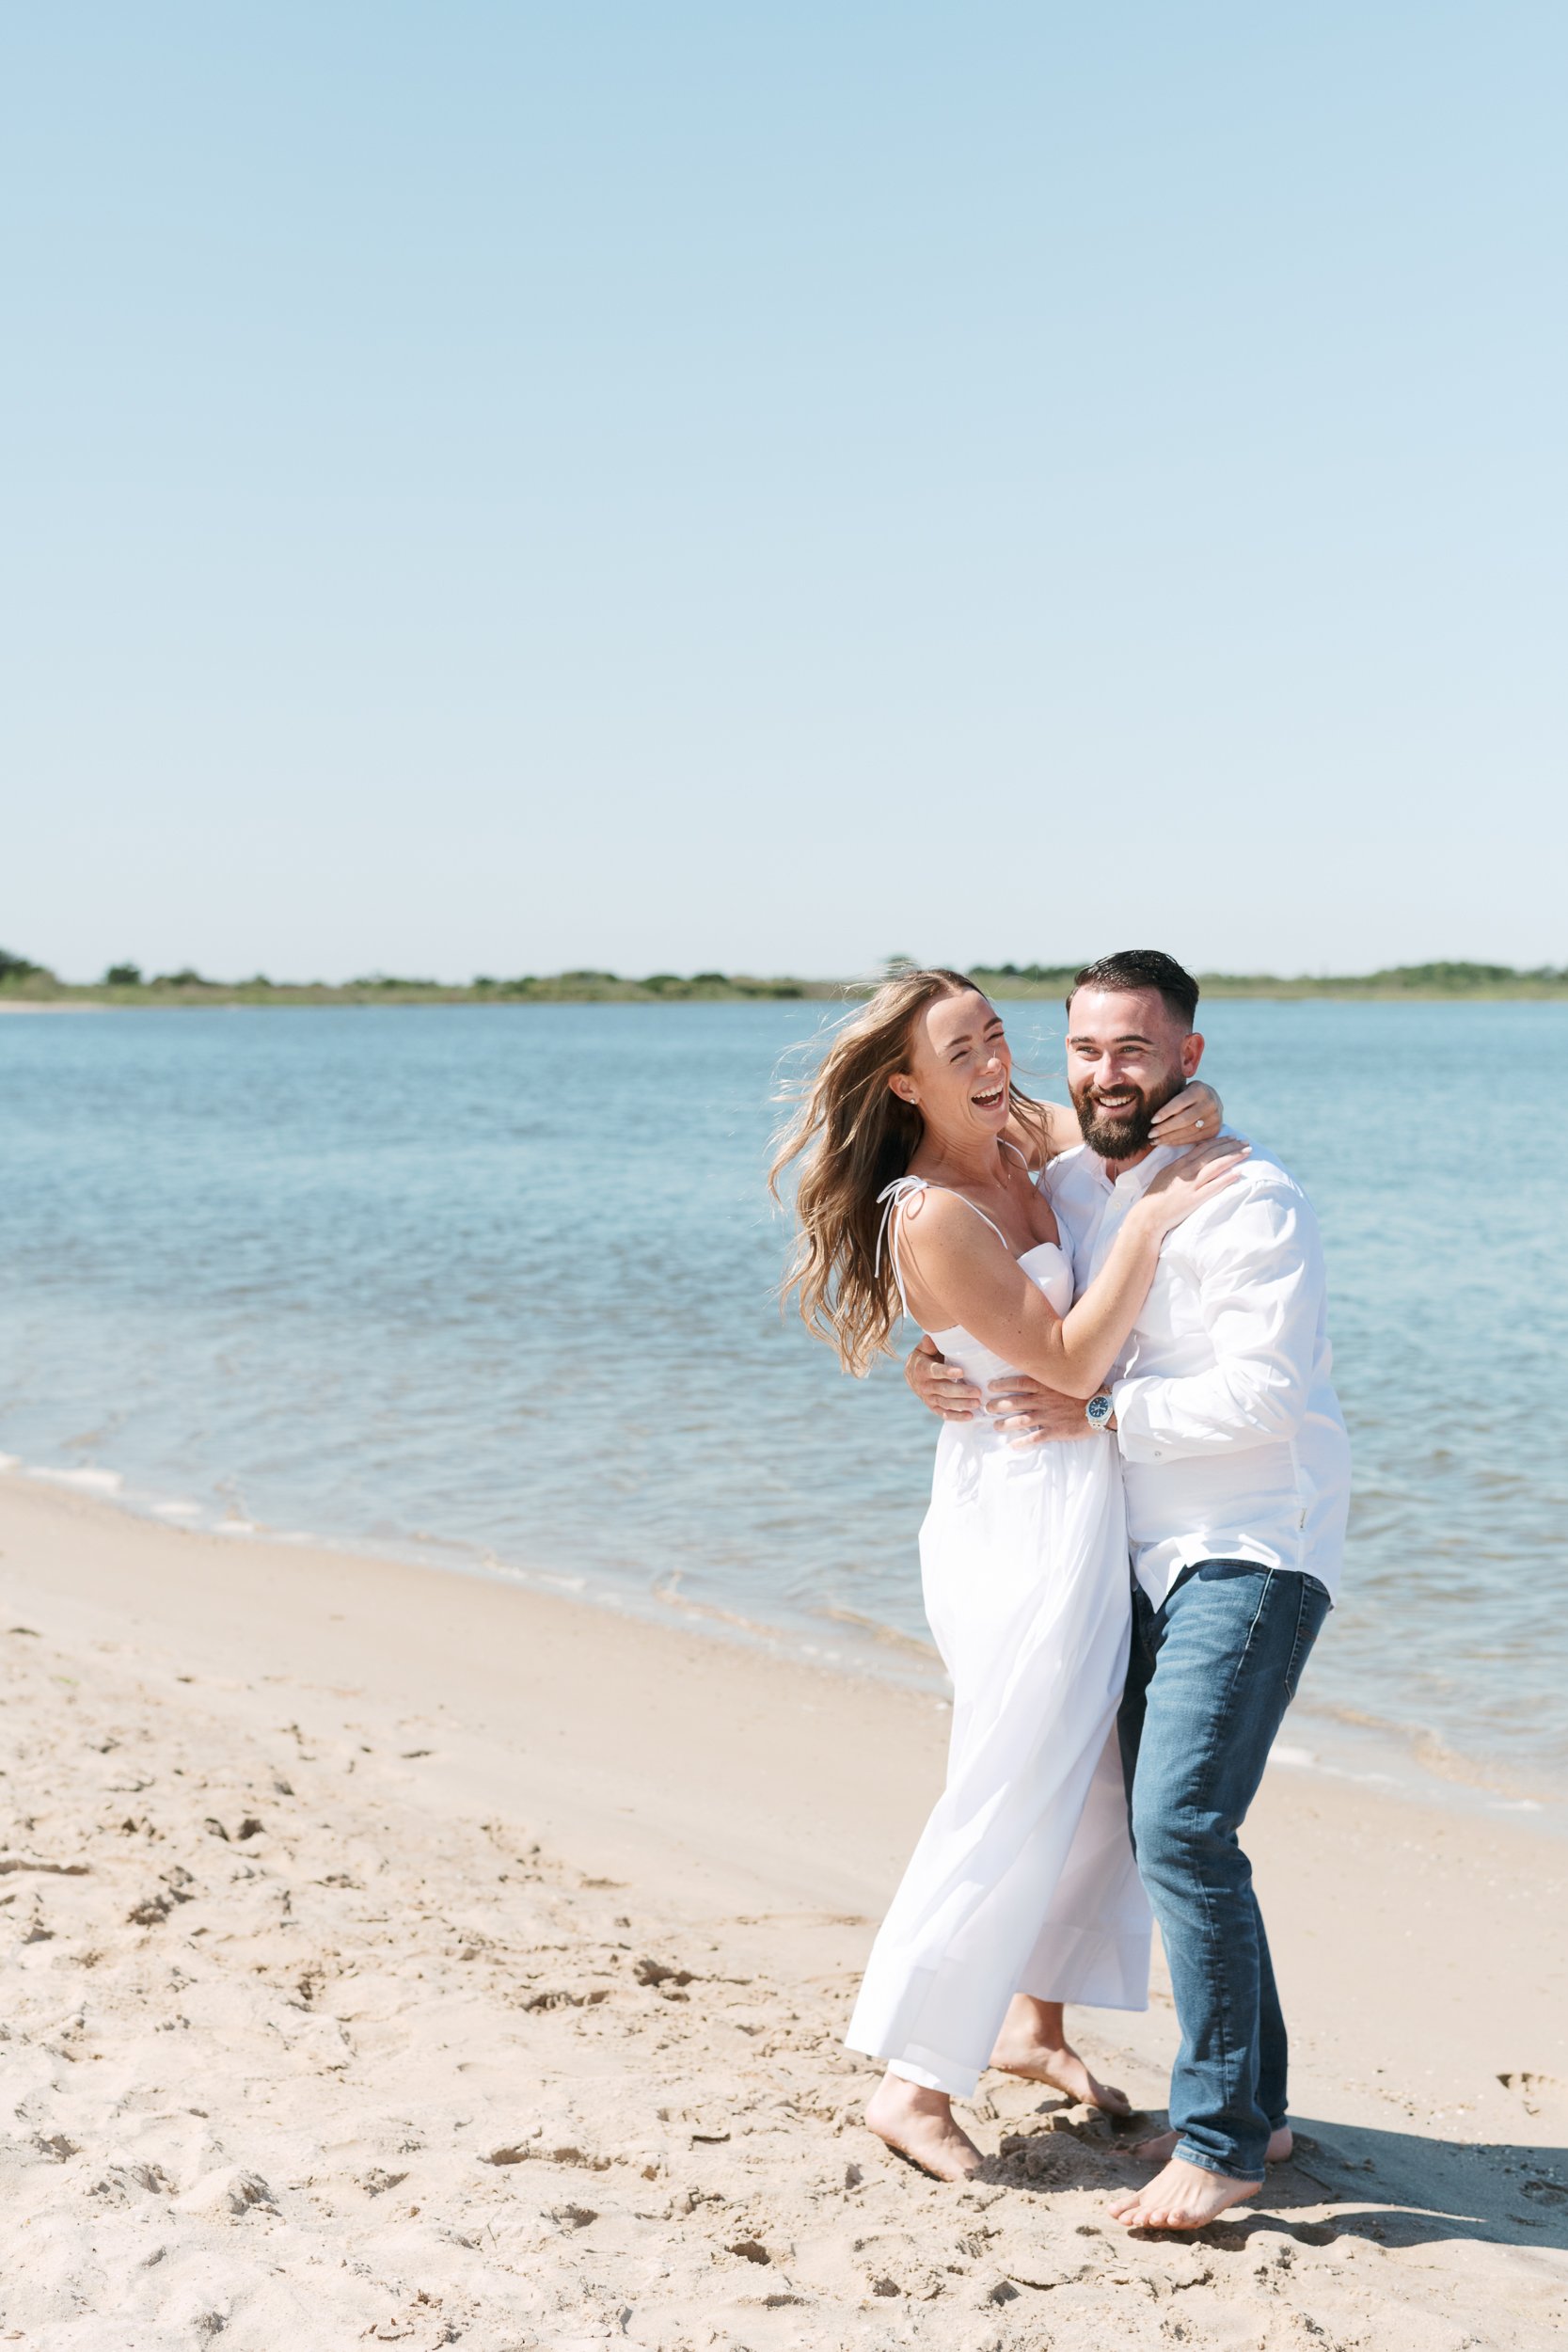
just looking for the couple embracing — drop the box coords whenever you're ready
[774,949,1349,2232]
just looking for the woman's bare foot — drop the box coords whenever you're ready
[1108,2156,1261,2231]
[1133,2122,1292,2166]
[864,2074,983,2182]
[988,1994,1132,2117]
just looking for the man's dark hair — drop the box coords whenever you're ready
[1067,949,1200,1029]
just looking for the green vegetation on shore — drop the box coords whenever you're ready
[0,951,826,1007]
[966,960,1568,1001]
[2,947,1565,1007]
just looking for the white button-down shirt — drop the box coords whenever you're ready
[1041,1136,1351,1609]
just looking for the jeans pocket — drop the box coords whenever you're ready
[1283,1579,1331,1700]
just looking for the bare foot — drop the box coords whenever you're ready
[864,2074,983,2182]
[989,2030,1132,2118]
[1134,2123,1292,2166]
[1108,2155,1261,2231]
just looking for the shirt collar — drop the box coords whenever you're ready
[1091,1141,1180,1195]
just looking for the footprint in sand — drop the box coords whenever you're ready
[1497,2070,1567,2118]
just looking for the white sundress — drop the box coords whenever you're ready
[844,1174,1150,2101]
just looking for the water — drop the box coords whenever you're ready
[1,1000,1564,1802]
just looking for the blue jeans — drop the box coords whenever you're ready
[1118,1560,1332,2182]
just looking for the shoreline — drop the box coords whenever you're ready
[4,1448,1561,1836]
[2,1467,1564,2347]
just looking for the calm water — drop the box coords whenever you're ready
[2,1001,1564,1799]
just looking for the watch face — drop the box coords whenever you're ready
[1087,1395,1113,1426]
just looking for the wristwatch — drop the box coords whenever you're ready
[1085,1392,1116,1432]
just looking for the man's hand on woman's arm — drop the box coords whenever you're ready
[908,1340,1106,1446]
[985,1375,1107,1447]
[905,1334,981,1421]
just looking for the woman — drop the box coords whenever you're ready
[772,969,1243,2181]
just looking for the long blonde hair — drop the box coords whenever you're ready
[770,968,1051,1375]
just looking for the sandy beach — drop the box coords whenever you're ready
[2,1470,1565,2351]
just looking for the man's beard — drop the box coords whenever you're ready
[1072,1072,1184,1159]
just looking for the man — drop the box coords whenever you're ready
[908,948,1350,2230]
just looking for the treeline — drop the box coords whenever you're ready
[3,948,1566,1006]
[0,951,825,1004]
[969,960,1568,999]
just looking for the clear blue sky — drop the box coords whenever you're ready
[5,4,1564,982]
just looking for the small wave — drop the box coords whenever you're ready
[818,1603,942,1662]
[1266,1741,1398,1790]
[1303,1697,1550,1802]
[651,1568,783,1641]
[27,1465,125,1495]
[1265,1739,1402,1792]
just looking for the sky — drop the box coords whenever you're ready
[4,3,1565,983]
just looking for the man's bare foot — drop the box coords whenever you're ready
[1133,2122,1292,2166]
[1108,2155,1261,2231]
[989,2029,1132,2117]
[864,2074,983,2182]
